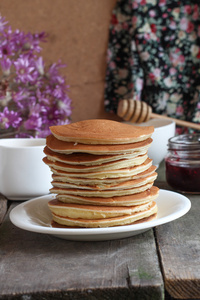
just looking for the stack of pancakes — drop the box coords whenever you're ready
[43,119,159,228]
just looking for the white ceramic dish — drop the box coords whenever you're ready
[125,119,176,167]
[9,190,191,241]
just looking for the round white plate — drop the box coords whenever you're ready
[10,189,191,241]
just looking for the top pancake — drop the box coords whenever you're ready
[50,119,154,144]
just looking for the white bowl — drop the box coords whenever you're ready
[124,119,176,168]
[0,138,52,200]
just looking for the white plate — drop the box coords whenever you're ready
[9,189,191,241]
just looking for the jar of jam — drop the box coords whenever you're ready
[165,134,200,194]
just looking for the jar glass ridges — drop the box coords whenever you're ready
[165,134,200,194]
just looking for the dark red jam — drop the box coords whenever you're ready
[165,159,200,193]
[165,134,200,194]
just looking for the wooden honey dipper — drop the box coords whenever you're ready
[117,99,200,131]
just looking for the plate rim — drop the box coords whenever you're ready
[9,189,191,237]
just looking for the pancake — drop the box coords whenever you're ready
[48,158,153,179]
[51,172,157,191]
[55,186,159,206]
[51,213,157,228]
[52,165,156,186]
[43,154,148,173]
[46,134,153,155]
[48,200,153,219]
[50,182,154,198]
[50,119,154,144]
[56,186,159,206]
[50,201,157,228]
[43,146,147,166]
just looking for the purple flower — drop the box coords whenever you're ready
[0,15,72,138]
[0,15,8,32]
[35,88,51,106]
[11,29,30,54]
[14,56,35,83]
[0,40,13,57]
[47,60,66,83]
[24,113,42,131]
[0,107,22,129]
[12,88,30,103]
[1,56,12,75]
[53,85,65,98]
[25,32,47,53]
[35,56,44,75]
[57,96,72,117]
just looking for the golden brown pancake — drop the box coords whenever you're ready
[55,186,159,206]
[48,200,153,219]
[50,201,157,228]
[50,182,154,197]
[51,165,157,186]
[51,213,157,228]
[51,172,157,191]
[48,158,153,179]
[43,146,147,166]
[43,154,148,173]
[46,134,153,155]
[50,119,154,144]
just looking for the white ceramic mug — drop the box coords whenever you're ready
[145,119,176,167]
[0,138,52,200]
[124,119,176,168]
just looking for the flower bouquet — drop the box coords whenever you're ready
[0,15,72,138]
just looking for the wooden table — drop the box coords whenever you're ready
[0,161,200,300]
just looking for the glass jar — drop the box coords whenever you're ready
[165,134,200,194]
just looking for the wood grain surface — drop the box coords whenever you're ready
[0,194,7,225]
[156,181,200,299]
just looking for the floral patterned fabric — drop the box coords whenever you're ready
[104,0,200,133]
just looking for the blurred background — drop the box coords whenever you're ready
[0,0,120,122]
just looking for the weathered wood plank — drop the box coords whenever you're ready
[155,183,200,299]
[0,203,164,300]
[0,194,8,225]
